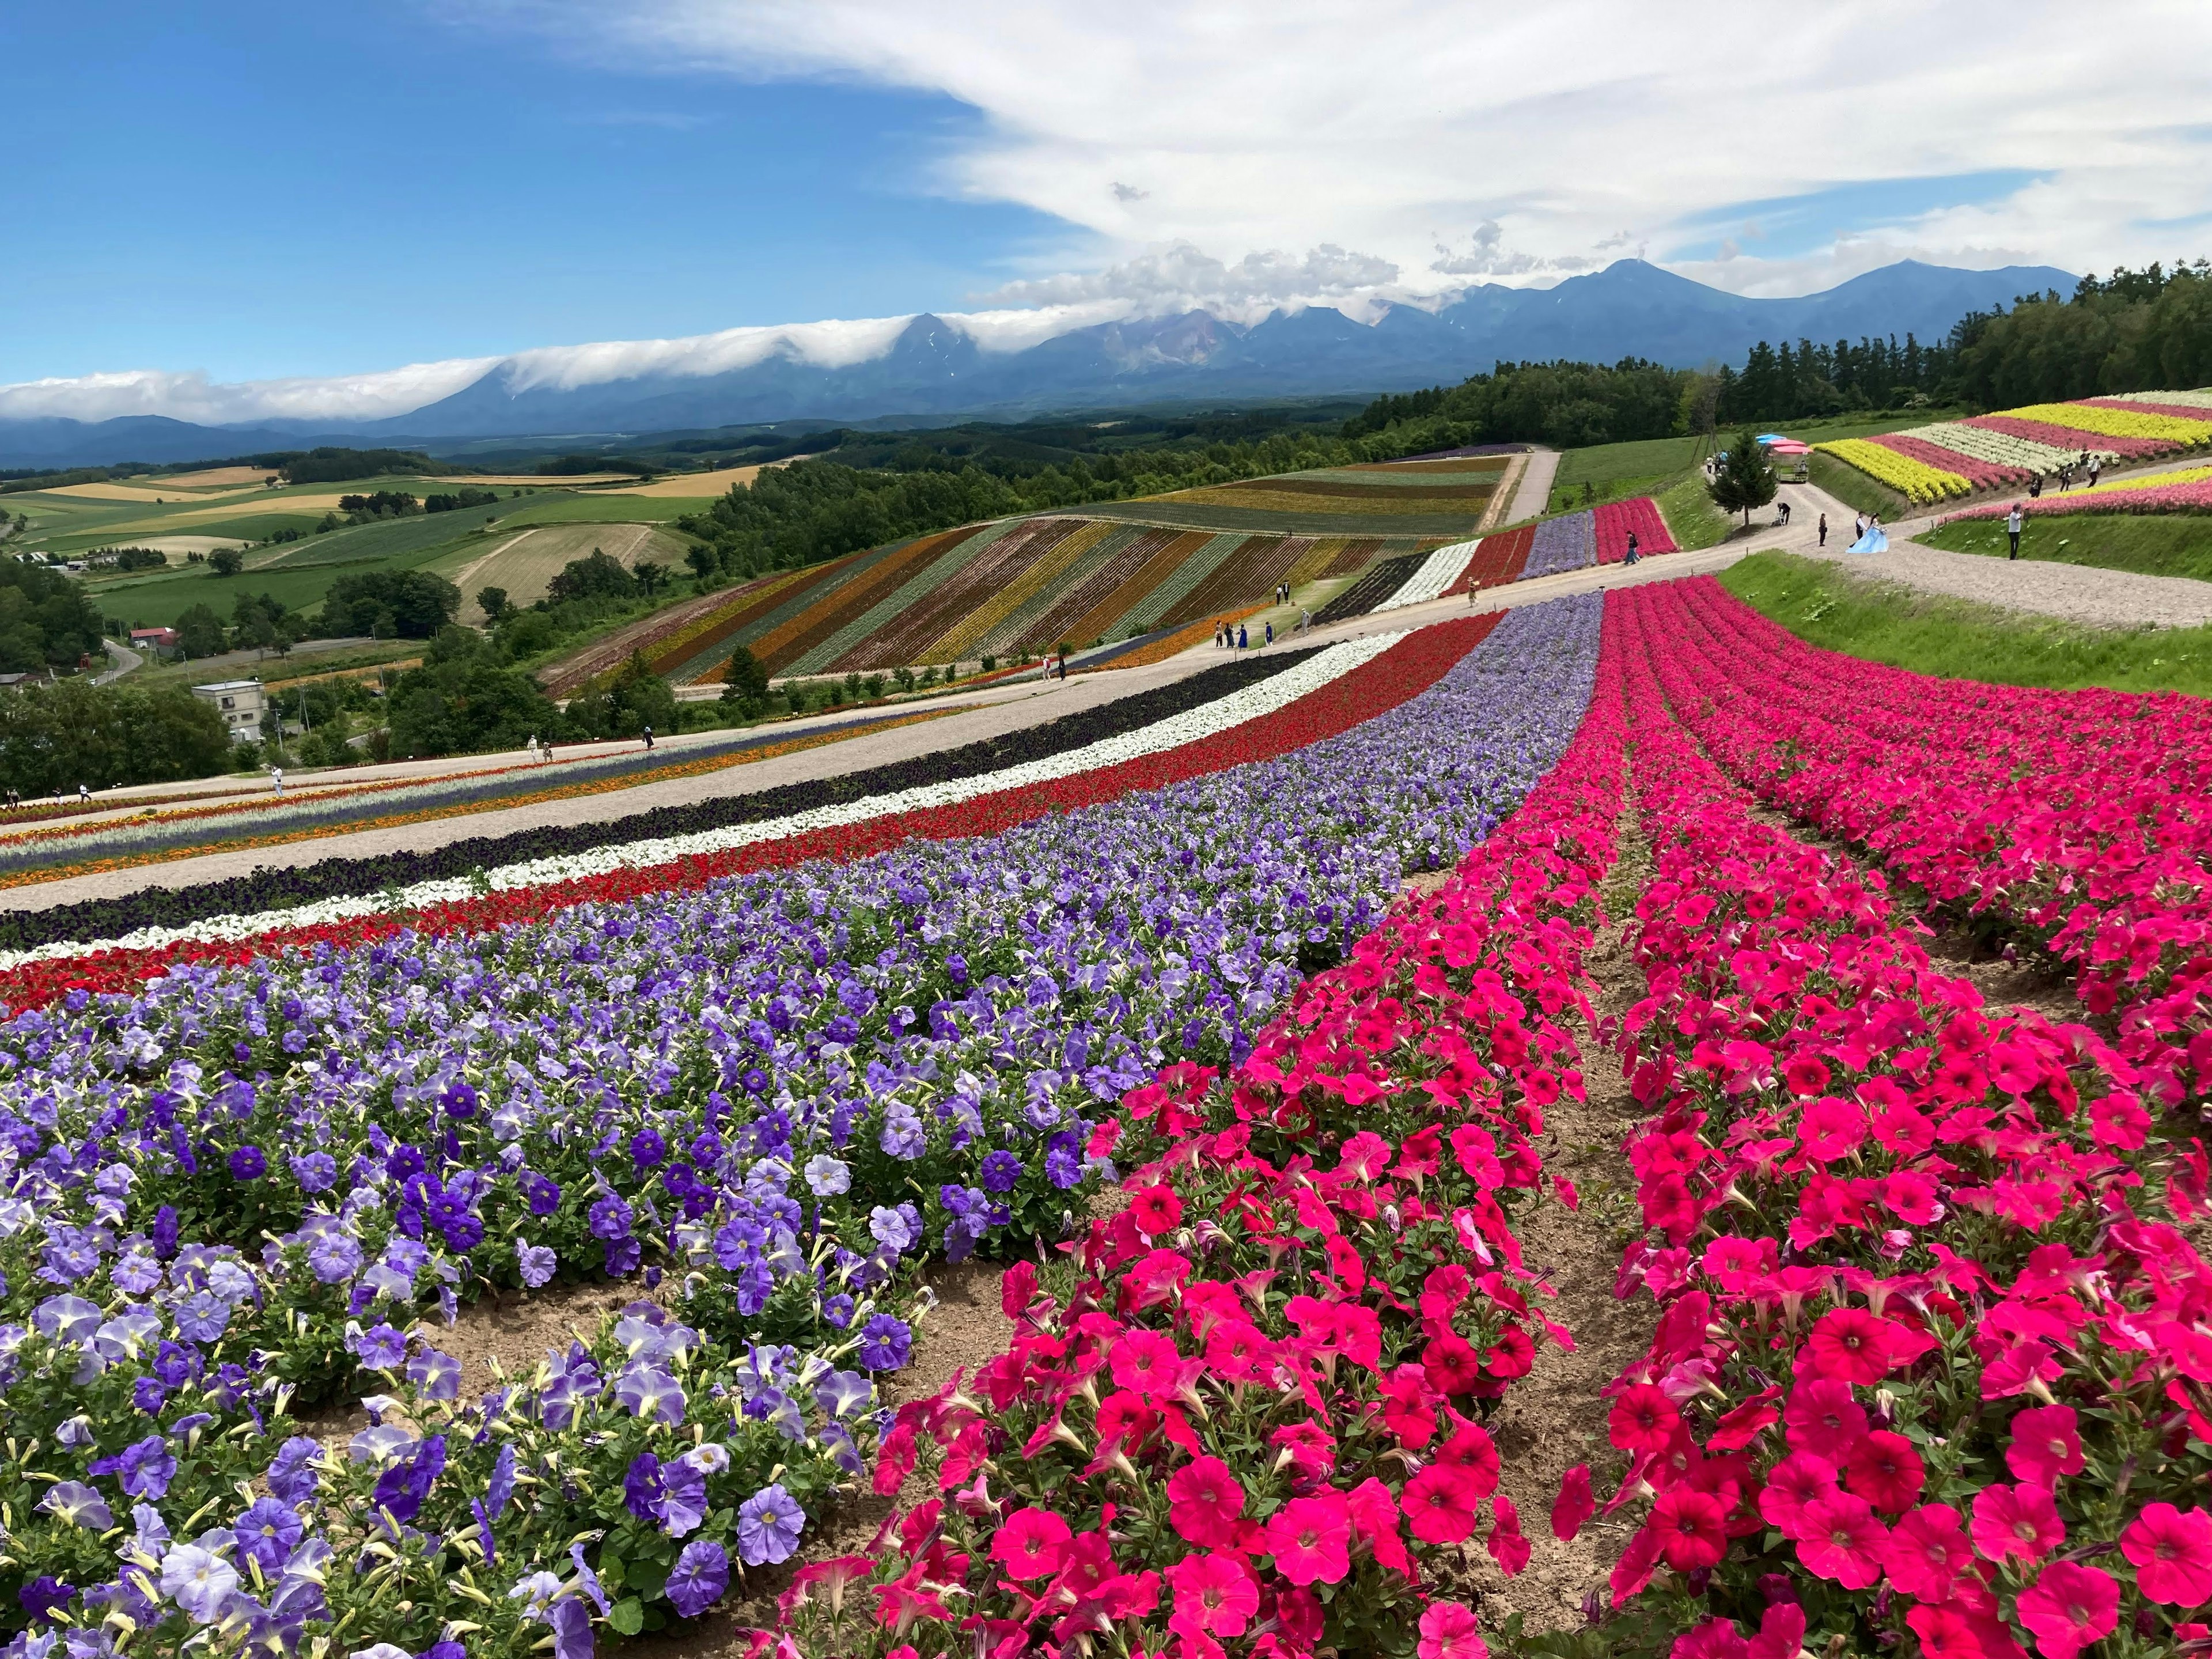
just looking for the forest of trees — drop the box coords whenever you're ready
[0,677,233,794]
[0,559,106,671]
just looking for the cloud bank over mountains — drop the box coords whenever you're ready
[12,0,2207,426]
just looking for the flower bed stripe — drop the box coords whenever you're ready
[1588,584,2209,1659]
[1631,575,2212,1117]
[1593,495,1677,563]
[1156,533,1315,630]
[1,623,1499,1001]
[1525,508,1598,578]
[1372,538,1477,611]
[1865,430,2030,493]
[1312,551,1426,623]
[0,649,1325,959]
[1114,530,1247,634]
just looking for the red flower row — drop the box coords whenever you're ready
[1649,576,2212,1121]
[1588,586,2211,1659]
[1594,497,1680,564]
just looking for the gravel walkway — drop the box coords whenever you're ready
[1798,536,2212,629]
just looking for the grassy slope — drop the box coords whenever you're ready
[1922,512,2212,581]
[1719,550,2212,697]
[1654,473,1734,550]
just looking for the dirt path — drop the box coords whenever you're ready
[1453,804,1649,1632]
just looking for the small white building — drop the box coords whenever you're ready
[191,679,267,742]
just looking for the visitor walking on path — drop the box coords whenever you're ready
[2088,456,2103,487]
[1264,619,1275,645]
[643,725,654,751]
[2008,503,2025,559]
[1624,531,1640,565]
[1817,512,1828,548]
[1777,499,1791,527]
[1236,623,1248,649]
[271,766,284,797]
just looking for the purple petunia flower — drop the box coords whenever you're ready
[666,1539,730,1618]
[855,1313,911,1372]
[736,1483,804,1566]
[235,1497,305,1573]
[228,1145,267,1181]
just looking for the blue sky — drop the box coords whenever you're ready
[3,1,2206,422]
[0,2,1080,382]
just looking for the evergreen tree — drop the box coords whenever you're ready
[1707,430,1778,527]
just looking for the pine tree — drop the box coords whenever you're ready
[1707,429,1778,528]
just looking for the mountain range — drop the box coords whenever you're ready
[1,258,2073,468]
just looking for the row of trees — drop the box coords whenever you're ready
[0,678,233,794]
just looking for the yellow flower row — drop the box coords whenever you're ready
[2003,402,2212,444]
[2078,461,2212,497]
[1813,440,1971,504]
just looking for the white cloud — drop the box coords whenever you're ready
[512,0,2211,296]
[15,1,2212,424]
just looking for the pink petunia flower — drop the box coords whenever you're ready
[1794,1492,1888,1589]
[1651,1487,1729,1572]
[2016,1562,2120,1659]
[2120,1502,2212,1606]
[1165,1455,1245,1548]
[1165,1552,1259,1639]
[1969,1482,2064,1565]
[1806,1308,1896,1385]
[1844,1430,1925,1514]
[1551,1463,1595,1542]
[2004,1404,2084,1489]
[1757,1450,1840,1536]
[1264,1493,1351,1586]
[1783,1378,1868,1463]
[1881,1504,1976,1602]
[991,1507,1071,1580]
[1610,1382,1681,1456]
[1417,1600,1488,1659]
[1403,1464,1482,1544]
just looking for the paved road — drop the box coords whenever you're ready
[92,638,143,686]
[1508,449,1559,522]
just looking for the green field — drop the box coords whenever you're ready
[1719,550,2212,696]
[1922,511,2212,581]
[491,493,706,525]
[1656,472,1735,549]
[60,482,683,630]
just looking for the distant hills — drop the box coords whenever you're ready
[1,259,2073,469]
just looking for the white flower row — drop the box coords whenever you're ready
[1917,422,2091,474]
[1373,540,1478,612]
[2105,389,2212,410]
[5,632,1406,972]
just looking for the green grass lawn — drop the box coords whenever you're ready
[1922,511,2212,581]
[497,494,706,525]
[1555,437,1709,493]
[1656,472,1735,550]
[1719,550,2212,697]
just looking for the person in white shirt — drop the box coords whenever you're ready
[2006,503,2025,560]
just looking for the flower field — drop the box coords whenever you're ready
[762,581,2207,1659]
[1949,460,2212,520]
[7,560,2205,1659]
[543,461,1660,698]
[1815,391,2212,504]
